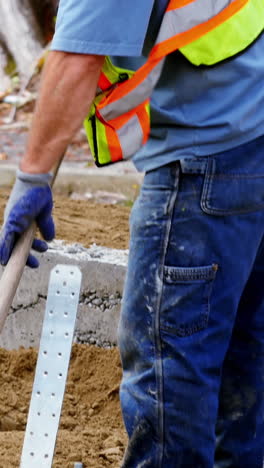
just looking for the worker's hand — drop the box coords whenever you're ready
[0,170,55,268]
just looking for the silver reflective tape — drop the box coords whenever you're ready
[101,59,164,121]
[117,114,143,159]
[20,265,82,468]
[156,0,234,44]
[99,0,235,122]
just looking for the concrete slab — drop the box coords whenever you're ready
[0,241,128,350]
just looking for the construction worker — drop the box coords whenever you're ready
[1,1,264,467]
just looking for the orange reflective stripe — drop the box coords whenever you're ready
[150,0,249,60]
[86,0,261,167]
[98,0,249,109]
[98,73,112,91]
[137,100,150,144]
[105,125,123,162]
[107,112,133,130]
[167,0,196,11]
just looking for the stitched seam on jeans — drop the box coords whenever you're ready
[206,160,215,210]
[201,159,264,215]
[164,264,217,281]
[201,203,264,216]
[160,279,214,337]
[201,158,213,213]
[161,316,208,336]
[208,173,264,179]
[153,164,180,468]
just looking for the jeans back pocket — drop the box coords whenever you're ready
[161,264,218,337]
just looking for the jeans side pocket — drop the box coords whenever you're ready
[160,264,218,337]
[201,156,264,216]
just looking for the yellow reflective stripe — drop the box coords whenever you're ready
[85,0,264,167]
[84,102,150,165]
[83,108,112,166]
[180,0,264,65]
[96,120,112,165]
[102,56,134,85]
[156,0,234,44]
[98,0,262,120]
[83,106,96,157]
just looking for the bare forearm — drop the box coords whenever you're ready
[20,51,104,174]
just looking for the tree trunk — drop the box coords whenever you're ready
[0,0,57,94]
[0,42,11,94]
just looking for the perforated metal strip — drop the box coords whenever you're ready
[20,264,82,467]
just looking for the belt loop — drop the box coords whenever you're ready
[180,158,208,175]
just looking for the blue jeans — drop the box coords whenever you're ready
[118,135,264,468]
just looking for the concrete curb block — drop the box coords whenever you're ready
[0,241,128,350]
[0,161,143,199]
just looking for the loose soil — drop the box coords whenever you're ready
[0,190,131,467]
[0,189,130,250]
[0,345,127,467]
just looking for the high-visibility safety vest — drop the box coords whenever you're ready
[84,0,264,167]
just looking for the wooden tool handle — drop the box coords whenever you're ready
[0,157,63,334]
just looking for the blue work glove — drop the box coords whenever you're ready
[0,169,55,268]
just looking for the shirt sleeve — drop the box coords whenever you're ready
[51,0,155,56]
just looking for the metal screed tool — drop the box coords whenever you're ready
[20,264,82,467]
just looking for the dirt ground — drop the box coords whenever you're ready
[0,190,131,467]
[0,345,127,467]
[0,189,131,250]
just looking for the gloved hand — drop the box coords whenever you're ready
[0,169,55,268]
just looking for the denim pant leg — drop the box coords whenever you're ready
[215,237,264,468]
[119,136,264,468]
[119,163,181,467]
